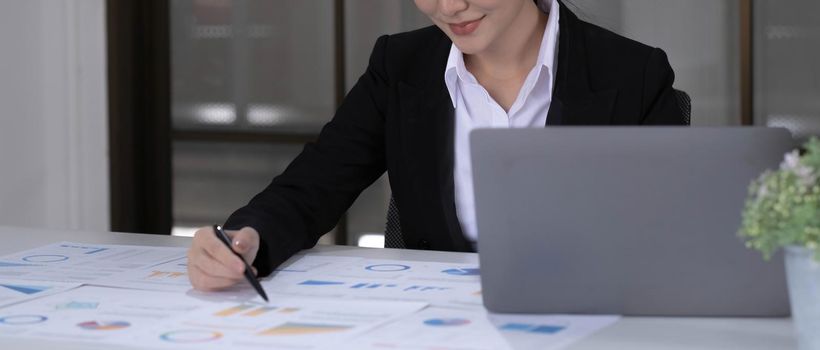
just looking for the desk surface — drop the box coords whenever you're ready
[0,226,797,350]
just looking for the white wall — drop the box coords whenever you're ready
[0,0,109,231]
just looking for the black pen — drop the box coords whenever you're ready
[212,225,269,302]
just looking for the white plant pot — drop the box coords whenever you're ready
[785,246,820,350]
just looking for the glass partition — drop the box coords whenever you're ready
[754,0,820,140]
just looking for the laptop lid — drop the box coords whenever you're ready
[472,127,793,316]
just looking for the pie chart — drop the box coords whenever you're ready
[160,330,223,343]
[77,320,131,331]
[0,315,48,325]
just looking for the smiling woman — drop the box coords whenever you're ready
[414,0,549,112]
[414,0,544,54]
[185,0,686,291]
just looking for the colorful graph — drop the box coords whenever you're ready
[0,315,48,325]
[424,318,471,327]
[257,322,352,336]
[160,330,223,343]
[350,283,398,289]
[77,320,131,331]
[214,304,301,317]
[299,280,449,292]
[22,255,69,263]
[242,306,277,317]
[499,323,566,334]
[403,285,450,292]
[365,264,411,272]
[0,283,50,295]
[299,280,345,286]
[213,304,254,317]
[147,271,186,279]
[441,268,480,276]
[55,301,99,310]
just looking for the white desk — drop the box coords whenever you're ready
[0,226,797,350]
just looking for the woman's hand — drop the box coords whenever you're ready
[187,226,260,291]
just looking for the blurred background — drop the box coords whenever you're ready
[0,0,818,247]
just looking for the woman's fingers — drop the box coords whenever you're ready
[195,228,246,274]
[226,227,261,265]
[188,226,252,291]
[189,262,242,291]
[190,247,244,280]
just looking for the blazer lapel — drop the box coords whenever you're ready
[430,84,473,253]
[548,1,618,126]
[397,35,473,253]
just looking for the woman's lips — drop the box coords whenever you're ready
[449,16,484,36]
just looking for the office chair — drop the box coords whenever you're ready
[383,89,692,249]
[675,89,692,125]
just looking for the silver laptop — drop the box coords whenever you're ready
[472,127,794,316]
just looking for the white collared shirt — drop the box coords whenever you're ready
[446,0,560,242]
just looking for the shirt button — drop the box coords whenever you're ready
[418,239,431,250]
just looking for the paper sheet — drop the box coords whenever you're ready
[336,307,512,350]
[94,254,366,293]
[152,294,427,349]
[336,308,620,350]
[0,278,81,308]
[272,254,363,275]
[95,256,192,292]
[262,258,484,309]
[0,243,620,349]
[487,313,621,350]
[0,285,427,349]
[0,242,186,284]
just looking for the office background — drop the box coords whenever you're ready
[0,0,817,246]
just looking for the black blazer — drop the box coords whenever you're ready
[225,2,686,276]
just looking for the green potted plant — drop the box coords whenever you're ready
[739,137,820,350]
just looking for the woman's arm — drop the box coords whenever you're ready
[220,35,393,277]
[639,48,687,125]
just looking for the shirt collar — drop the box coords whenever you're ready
[444,0,560,107]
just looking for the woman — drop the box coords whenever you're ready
[186,0,685,291]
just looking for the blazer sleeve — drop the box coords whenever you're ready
[223,35,392,276]
[640,48,687,125]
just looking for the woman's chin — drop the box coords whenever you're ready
[451,38,490,56]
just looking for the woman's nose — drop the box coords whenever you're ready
[439,0,469,17]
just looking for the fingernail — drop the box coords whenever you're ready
[233,239,245,251]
